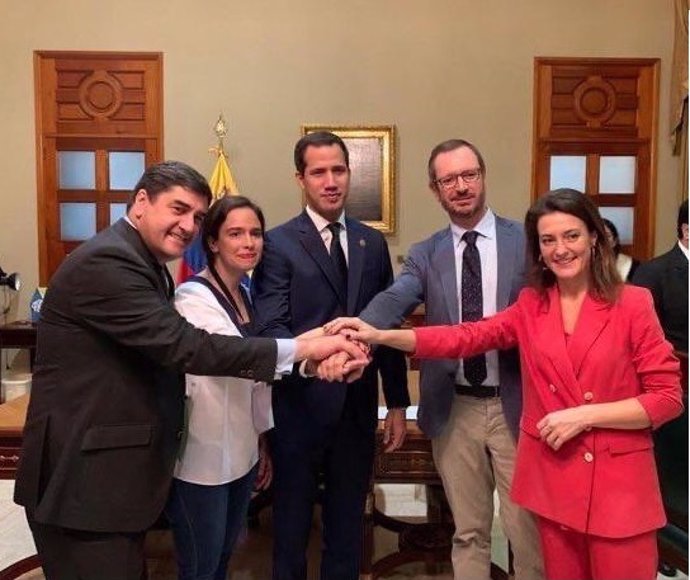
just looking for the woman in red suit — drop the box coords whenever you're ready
[327,189,683,580]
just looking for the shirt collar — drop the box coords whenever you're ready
[450,207,495,247]
[305,205,346,232]
[678,240,689,259]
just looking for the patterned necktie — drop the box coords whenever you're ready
[461,231,487,386]
[327,222,348,302]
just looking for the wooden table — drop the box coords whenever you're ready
[0,322,37,384]
[0,393,28,479]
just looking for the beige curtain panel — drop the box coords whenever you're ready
[671,0,688,201]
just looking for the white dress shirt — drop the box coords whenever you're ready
[173,277,273,485]
[305,205,349,265]
[451,208,500,387]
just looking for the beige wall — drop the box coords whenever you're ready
[0,0,681,318]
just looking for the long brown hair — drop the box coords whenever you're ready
[525,189,622,303]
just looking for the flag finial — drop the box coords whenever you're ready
[213,113,227,154]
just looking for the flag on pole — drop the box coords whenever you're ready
[177,115,239,284]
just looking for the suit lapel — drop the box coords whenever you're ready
[162,267,175,300]
[538,287,611,403]
[538,288,577,394]
[345,218,365,315]
[568,292,611,379]
[670,244,688,274]
[434,227,460,323]
[113,219,171,301]
[495,218,517,311]
[296,212,347,305]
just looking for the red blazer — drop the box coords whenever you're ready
[414,284,682,538]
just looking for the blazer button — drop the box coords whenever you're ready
[239,370,247,378]
[583,452,594,463]
[549,384,557,393]
[247,370,254,379]
[583,391,594,402]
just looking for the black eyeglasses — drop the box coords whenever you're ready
[435,168,482,190]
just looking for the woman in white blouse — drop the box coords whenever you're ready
[166,195,272,580]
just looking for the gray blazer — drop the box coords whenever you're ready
[360,215,526,439]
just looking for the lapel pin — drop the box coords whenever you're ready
[359,239,366,247]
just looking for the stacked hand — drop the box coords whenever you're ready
[322,317,408,452]
[295,332,371,383]
[312,340,370,382]
[310,317,381,382]
[323,317,383,344]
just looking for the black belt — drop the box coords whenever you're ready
[454,384,500,398]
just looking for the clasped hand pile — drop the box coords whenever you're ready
[302,317,406,452]
[301,317,380,383]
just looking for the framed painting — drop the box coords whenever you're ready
[301,125,396,234]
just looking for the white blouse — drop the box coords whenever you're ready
[173,278,273,486]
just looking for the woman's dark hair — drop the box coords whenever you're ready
[525,189,622,303]
[201,195,266,265]
[601,218,622,256]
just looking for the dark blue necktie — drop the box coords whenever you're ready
[461,231,487,386]
[327,222,348,303]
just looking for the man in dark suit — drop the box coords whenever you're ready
[14,161,366,580]
[251,132,409,580]
[331,140,543,580]
[633,199,688,579]
[633,199,688,353]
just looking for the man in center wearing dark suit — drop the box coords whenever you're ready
[342,140,544,580]
[251,131,410,580]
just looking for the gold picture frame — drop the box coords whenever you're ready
[301,125,396,234]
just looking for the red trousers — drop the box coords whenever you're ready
[537,516,657,580]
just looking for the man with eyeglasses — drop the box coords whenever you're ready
[346,139,544,579]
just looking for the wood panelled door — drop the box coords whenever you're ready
[34,51,163,283]
[532,57,660,259]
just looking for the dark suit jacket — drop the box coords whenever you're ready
[251,211,409,433]
[359,216,526,439]
[14,219,278,532]
[632,244,688,353]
